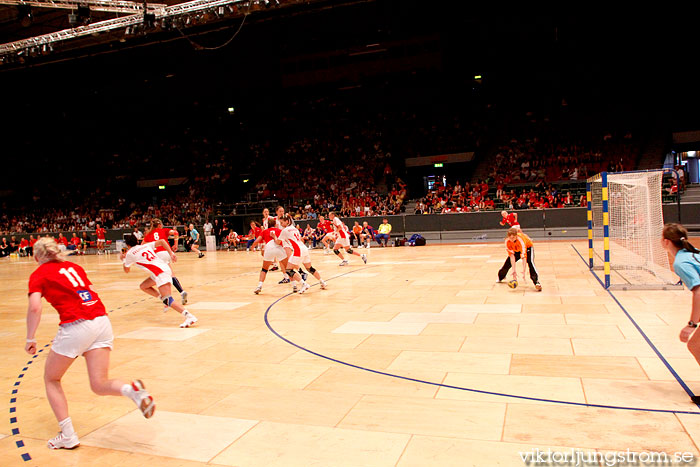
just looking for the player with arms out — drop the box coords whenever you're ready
[498,227,542,291]
[328,212,367,266]
[95,223,107,254]
[25,238,154,450]
[143,219,189,305]
[275,215,326,293]
[662,223,700,403]
[499,210,521,230]
[122,234,198,328]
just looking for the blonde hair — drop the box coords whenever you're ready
[507,227,519,237]
[34,237,68,264]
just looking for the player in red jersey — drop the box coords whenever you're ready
[318,215,335,253]
[143,219,188,305]
[499,210,521,230]
[250,226,289,294]
[122,234,198,328]
[25,237,155,450]
[274,215,326,294]
[328,212,367,266]
[95,223,107,255]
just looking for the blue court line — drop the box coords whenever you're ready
[264,265,700,415]
[571,244,699,404]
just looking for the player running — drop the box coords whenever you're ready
[274,214,326,294]
[121,234,198,327]
[189,223,205,258]
[250,225,288,294]
[25,237,154,450]
[143,219,189,305]
[498,227,542,291]
[328,212,367,266]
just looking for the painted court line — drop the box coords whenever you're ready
[265,265,700,415]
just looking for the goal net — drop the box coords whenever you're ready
[587,170,679,289]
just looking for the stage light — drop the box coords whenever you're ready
[18,5,32,27]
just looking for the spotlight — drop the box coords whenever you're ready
[217,6,224,15]
[68,12,79,26]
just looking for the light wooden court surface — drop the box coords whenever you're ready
[1,239,700,466]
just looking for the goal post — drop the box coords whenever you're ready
[587,170,682,290]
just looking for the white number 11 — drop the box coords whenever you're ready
[59,267,85,288]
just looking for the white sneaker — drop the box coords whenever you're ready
[254,285,262,295]
[127,380,156,419]
[339,260,349,266]
[47,431,80,450]
[292,284,298,293]
[299,282,311,294]
[180,313,198,328]
[361,254,367,264]
[320,281,327,290]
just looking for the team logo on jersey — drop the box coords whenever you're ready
[77,290,98,306]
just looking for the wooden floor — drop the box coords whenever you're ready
[2,240,700,466]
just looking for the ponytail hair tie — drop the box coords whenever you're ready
[681,237,687,241]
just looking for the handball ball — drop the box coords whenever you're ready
[508,279,518,289]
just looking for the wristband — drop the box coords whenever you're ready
[26,338,37,343]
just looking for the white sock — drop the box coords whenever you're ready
[120,383,133,398]
[258,282,263,287]
[59,417,76,437]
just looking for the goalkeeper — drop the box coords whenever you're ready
[498,228,542,291]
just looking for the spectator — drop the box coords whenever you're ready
[0,237,9,257]
[375,218,392,247]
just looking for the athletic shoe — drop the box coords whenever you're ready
[270,265,279,272]
[180,313,198,328]
[299,282,311,294]
[254,285,262,294]
[127,380,155,419]
[181,291,188,305]
[198,253,205,258]
[292,284,298,293]
[339,260,349,266]
[47,431,80,450]
[279,277,290,284]
[535,283,542,292]
[361,254,367,264]
[246,248,250,251]
[320,280,327,290]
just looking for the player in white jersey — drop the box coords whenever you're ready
[328,212,367,266]
[121,234,198,328]
[274,215,326,294]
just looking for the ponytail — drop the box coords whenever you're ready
[33,237,68,264]
[663,223,700,254]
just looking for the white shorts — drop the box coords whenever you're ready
[334,235,350,248]
[156,250,172,264]
[96,239,105,243]
[152,271,173,288]
[263,241,287,262]
[287,245,310,267]
[52,315,113,359]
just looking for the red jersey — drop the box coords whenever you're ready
[261,227,282,243]
[319,220,333,234]
[19,238,29,248]
[29,238,37,247]
[95,227,106,240]
[57,236,68,246]
[144,227,175,253]
[501,213,519,227]
[28,261,107,325]
[70,237,81,246]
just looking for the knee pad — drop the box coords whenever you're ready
[308,266,316,274]
[286,269,296,277]
[261,268,268,273]
[347,248,354,254]
[333,249,341,256]
[162,295,174,307]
